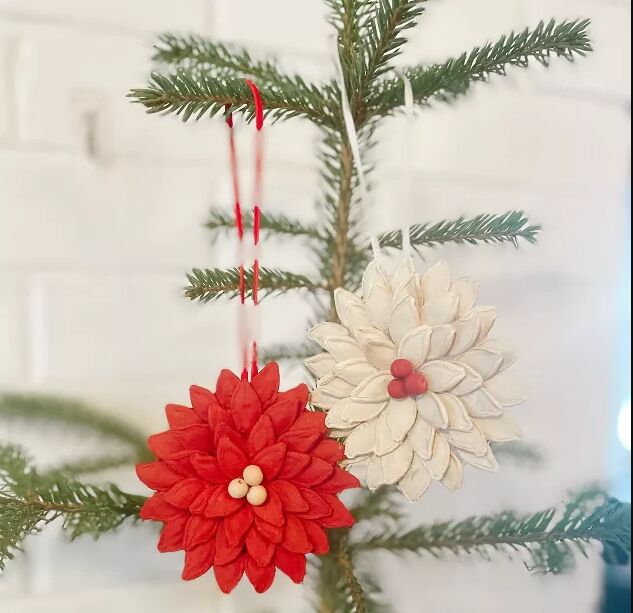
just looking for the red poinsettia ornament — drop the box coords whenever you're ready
[137,362,359,593]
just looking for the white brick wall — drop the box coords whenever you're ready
[0,1,630,611]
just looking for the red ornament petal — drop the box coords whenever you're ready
[164,478,205,509]
[216,369,241,409]
[302,520,330,555]
[164,451,197,478]
[317,466,361,494]
[269,481,309,513]
[320,494,356,528]
[297,489,331,520]
[247,415,276,457]
[245,527,276,566]
[253,442,287,481]
[166,404,202,429]
[224,505,253,547]
[205,487,245,518]
[140,493,183,522]
[251,490,284,527]
[250,362,280,408]
[294,457,334,487]
[278,451,311,480]
[189,385,216,420]
[185,515,219,550]
[254,517,284,544]
[213,423,245,454]
[173,425,212,452]
[277,383,309,406]
[311,439,346,464]
[217,437,249,479]
[265,399,301,435]
[274,547,306,584]
[136,462,182,491]
[214,525,243,566]
[158,516,188,552]
[148,431,183,459]
[182,540,215,581]
[245,557,276,593]
[232,380,263,433]
[189,488,214,515]
[214,555,246,594]
[278,429,321,454]
[283,515,312,554]
[190,455,225,484]
[290,411,327,434]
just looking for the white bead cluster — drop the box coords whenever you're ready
[227,465,268,506]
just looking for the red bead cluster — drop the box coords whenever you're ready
[387,359,428,399]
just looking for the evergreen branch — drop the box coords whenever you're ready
[50,454,140,478]
[337,547,369,613]
[185,267,323,303]
[370,19,592,114]
[129,71,337,126]
[492,442,544,468]
[353,490,631,574]
[0,445,145,570]
[350,487,404,524]
[206,208,323,242]
[378,211,541,250]
[260,342,317,364]
[0,394,152,466]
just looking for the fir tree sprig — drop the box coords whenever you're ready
[353,490,631,574]
[185,267,323,302]
[369,19,592,114]
[0,445,145,571]
[259,342,318,364]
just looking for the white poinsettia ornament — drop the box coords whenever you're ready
[306,254,526,502]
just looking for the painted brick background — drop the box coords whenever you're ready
[0,1,630,612]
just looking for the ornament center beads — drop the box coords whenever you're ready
[228,464,268,506]
[387,359,429,399]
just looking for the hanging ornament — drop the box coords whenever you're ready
[306,253,526,502]
[137,82,359,593]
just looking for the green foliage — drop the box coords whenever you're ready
[370,19,592,114]
[0,444,145,571]
[492,441,545,468]
[353,490,631,575]
[185,266,322,303]
[259,342,318,364]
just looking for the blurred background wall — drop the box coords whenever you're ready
[0,1,630,612]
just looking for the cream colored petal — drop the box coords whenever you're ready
[363,339,398,370]
[365,283,393,331]
[440,453,464,491]
[420,261,451,295]
[333,358,378,385]
[317,373,355,400]
[425,432,451,480]
[408,416,436,460]
[485,373,527,407]
[362,259,389,299]
[389,296,421,345]
[461,388,504,418]
[334,287,362,319]
[458,347,504,380]
[427,325,456,360]
[308,322,350,348]
[397,326,432,368]
[421,360,466,393]
[391,256,416,289]
[448,314,480,356]
[450,363,484,396]
[453,278,479,317]
[355,327,392,347]
[381,443,414,484]
[448,425,489,456]
[351,371,392,402]
[474,414,522,442]
[422,290,459,326]
[346,304,374,336]
[374,412,400,456]
[478,338,516,372]
[416,392,449,429]
[470,306,497,342]
[345,421,378,459]
[366,455,385,490]
[439,393,473,432]
[343,399,388,424]
[324,337,364,362]
[386,397,417,442]
[305,353,336,379]
[310,388,341,410]
[393,274,419,304]
[325,399,353,429]
[459,446,499,472]
[398,455,432,502]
